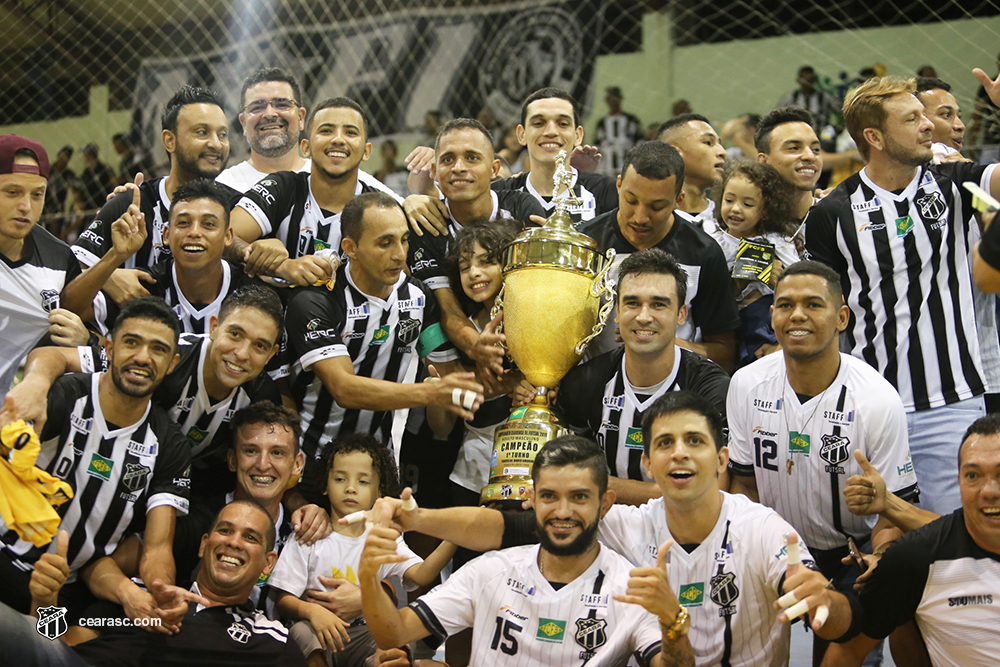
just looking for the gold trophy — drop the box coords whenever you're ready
[481,151,615,503]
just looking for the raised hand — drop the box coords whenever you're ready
[843,450,886,516]
[110,177,147,261]
[974,67,1000,107]
[613,539,681,624]
[29,530,69,609]
[775,533,834,632]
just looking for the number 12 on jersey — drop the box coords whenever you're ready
[754,437,778,471]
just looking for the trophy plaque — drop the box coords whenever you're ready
[481,152,615,503]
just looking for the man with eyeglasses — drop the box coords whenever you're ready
[216,68,312,194]
[217,68,399,201]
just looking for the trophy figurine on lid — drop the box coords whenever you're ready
[481,151,615,504]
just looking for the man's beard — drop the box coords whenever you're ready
[110,362,157,398]
[175,143,227,179]
[250,123,295,159]
[883,133,932,168]
[537,516,600,557]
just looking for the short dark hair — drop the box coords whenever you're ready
[713,159,797,237]
[230,400,301,456]
[111,296,181,348]
[520,88,580,128]
[341,191,405,243]
[775,260,844,303]
[755,107,815,154]
[161,86,226,135]
[960,414,1000,466]
[616,248,688,309]
[531,435,609,497]
[212,499,276,551]
[217,284,285,342]
[915,77,952,94]
[656,113,711,141]
[169,178,233,228]
[320,433,400,499]
[112,133,128,145]
[621,141,685,194]
[240,67,303,109]
[435,118,495,153]
[307,97,370,139]
[641,391,726,455]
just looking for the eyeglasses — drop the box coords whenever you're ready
[243,98,298,116]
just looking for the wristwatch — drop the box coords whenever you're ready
[662,607,690,642]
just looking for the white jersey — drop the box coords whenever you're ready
[411,544,662,667]
[215,158,311,192]
[598,493,808,667]
[269,525,423,600]
[597,492,812,667]
[727,353,919,550]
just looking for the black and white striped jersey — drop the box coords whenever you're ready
[0,225,81,394]
[407,190,542,291]
[492,167,618,227]
[93,259,263,335]
[154,333,281,472]
[593,113,644,177]
[852,509,1000,667]
[77,333,281,470]
[0,373,190,576]
[285,264,458,469]
[803,162,998,411]
[554,346,730,482]
[599,493,814,667]
[72,177,241,269]
[411,544,662,667]
[727,353,919,551]
[235,170,402,260]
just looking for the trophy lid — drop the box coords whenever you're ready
[503,222,604,276]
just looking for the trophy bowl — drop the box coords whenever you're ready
[481,156,615,504]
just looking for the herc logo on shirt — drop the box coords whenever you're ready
[679,582,704,607]
[369,325,390,346]
[625,427,643,450]
[536,618,566,643]
[87,453,114,481]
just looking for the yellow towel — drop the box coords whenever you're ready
[0,420,73,548]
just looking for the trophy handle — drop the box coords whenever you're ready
[489,283,507,349]
[574,249,617,355]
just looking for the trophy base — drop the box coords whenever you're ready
[481,393,566,505]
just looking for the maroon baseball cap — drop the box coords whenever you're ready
[0,135,50,179]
